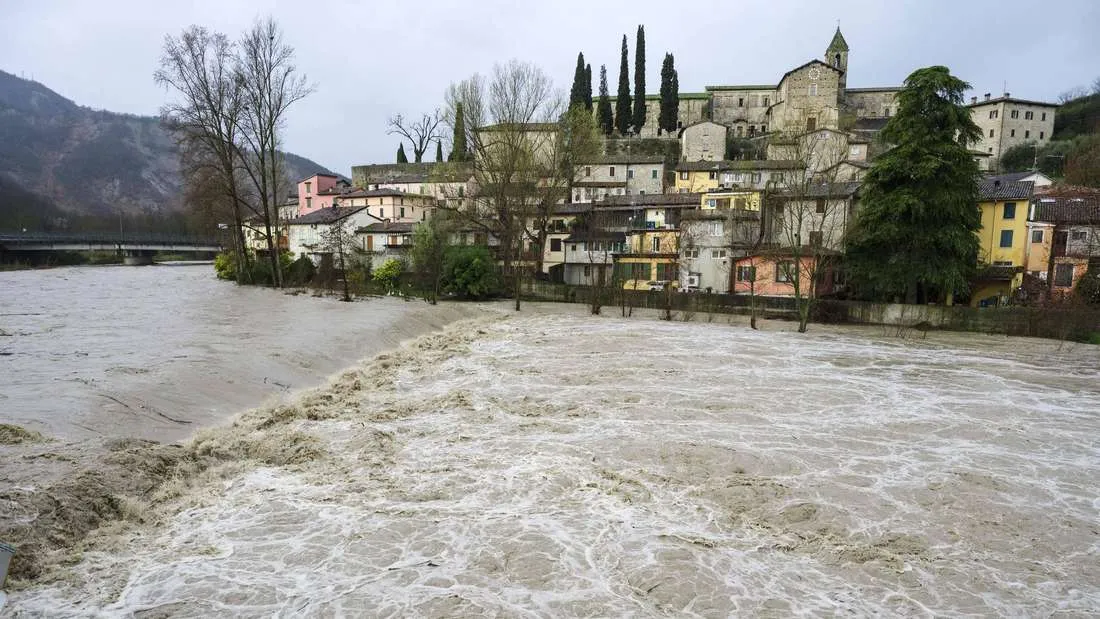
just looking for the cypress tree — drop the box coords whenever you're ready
[435,140,443,162]
[397,143,408,163]
[659,53,679,134]
[448,102,467,162]
[615,35,632,136]
[845,66,983,304]
[632,25,646,133]
[596,65,613,136]
[584,64,593,111]
[569,52,587,109]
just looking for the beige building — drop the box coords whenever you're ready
[335,188,437,222]
[572,156,666,202]
[680,121,728,162]
[968,94,1058,169]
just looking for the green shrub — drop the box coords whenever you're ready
[214,251,237,280]
[442,245,500,299]
[284,255,316,287]
[373,258,404,294]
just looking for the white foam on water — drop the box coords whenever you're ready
[10,313,1100,616]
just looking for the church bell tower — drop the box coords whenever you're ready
[826,27,849,95]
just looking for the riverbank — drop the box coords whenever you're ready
[6,305,1100,615]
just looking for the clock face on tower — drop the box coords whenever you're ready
[808,67,822,80]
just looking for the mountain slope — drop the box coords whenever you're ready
[0,69,335,226]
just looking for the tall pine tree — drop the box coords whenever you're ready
[584,64,593,111]
[659,53,679,134]
[435,140,443,162]
[615,35,632,136]
[845,66,983,304]
[397,143,408,163]
[569,52,587,109]
[597,65,613,136]
[632,25,646,133]
[448,102,467,162]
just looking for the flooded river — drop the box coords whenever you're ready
[4,295,1099,616]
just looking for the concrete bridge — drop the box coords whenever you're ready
[0,231,222,265]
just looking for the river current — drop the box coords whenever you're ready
[2,267,1100,616]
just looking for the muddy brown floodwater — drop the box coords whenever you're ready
[0,264,481,585]
[4,294,1099,616]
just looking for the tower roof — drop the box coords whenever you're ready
[827,27,849,52]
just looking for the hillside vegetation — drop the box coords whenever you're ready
[0,70,333,232]
[998,88,1100,185]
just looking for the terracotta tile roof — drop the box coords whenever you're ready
[287,206,372,225]
[356,221,417,233]
[1031,196,1100,224]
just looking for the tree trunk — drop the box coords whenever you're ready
[749,281,758,330]
[339,247,351,302]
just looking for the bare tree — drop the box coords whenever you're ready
[235,16,314,288]
[388,111,445,163]
[435,60,563,311]
[319,217,357,302]
[1058,86,1089,104]
[728,206,765,329]
[765,130,852,332]
[155,26,250,281]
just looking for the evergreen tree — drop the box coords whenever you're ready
[397,143,408,163]
[448,102,467,162]
[845,66,983,304]
[596,65,614,136]
[584,64,593,111]
[435,140,443,162]
[659,53,680,134]
[632,25,646,133]
[569,52,587,109]
[615,35,632,135]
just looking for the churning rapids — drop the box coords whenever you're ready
[3,267,1100,616]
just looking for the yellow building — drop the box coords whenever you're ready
[614,228,681,289]
[674,160,804,193]
[971,179,1034,306]
[700,189,762,211]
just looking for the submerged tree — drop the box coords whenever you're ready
[410,214,453,304]
[845,66,982,304]
[319,217,357,302]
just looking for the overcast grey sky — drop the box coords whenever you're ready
[3,0,1097,175]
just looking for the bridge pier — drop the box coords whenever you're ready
[122,250,155,266]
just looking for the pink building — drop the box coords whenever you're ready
[297,173,346,216]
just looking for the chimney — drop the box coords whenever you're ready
[971,96,977,104]
[984,93,991,101]
[994,179,1001,188]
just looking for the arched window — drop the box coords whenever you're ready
[834,53,841,67]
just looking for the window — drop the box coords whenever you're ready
[809,83,818,96]
[585,166,591,176]
[651,237,661,252]
[993,260,1013,266]
[400,207,406,218]
[761,124,767,133]
[709,221,722,235]
[999,230,1014,248]
[711,249,728,259]
[809,231,823,246]
[738,97,744,106]
[570,244,577,252]
[776,261,795,283]
[763,97,769,106]
[989,129,995,138]
[1010,110,1019,119]
[650,169,659,180]
[707,198,717,208]
[1040,131,1045,139]
[1031,230,1044,243]
[458,186,465,197]
[1025,130,1030,139]
[684,248,699,259]
[1041,112,1046,121]
[806,117,816,131]
[849,145,860,157]
[1054,263,1074,287]
[737,265,756,282]
[709,171,718,180]
[305,197,312,209]
[989,110,995,119]
[656,263,676,281]
[1003,202,1016,219]
[1071,230,1088,241]
[550,239,562,252]
[627,169,635,179]
[748,125,756,136]
[1025,111,1033,120]
[1011,129,1016,137]
[379,208,384,217]
[736,125,744,137]
[751,172,762,183]
[680,171,689,180]
[716,198,731,209]
[815,199,826,214]
[609,166,616,177]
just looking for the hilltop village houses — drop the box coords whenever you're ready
[243,29,1096,308]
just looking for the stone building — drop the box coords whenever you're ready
[572,156,666,202]
[968,94,1058,169]
[679,121,727,162]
